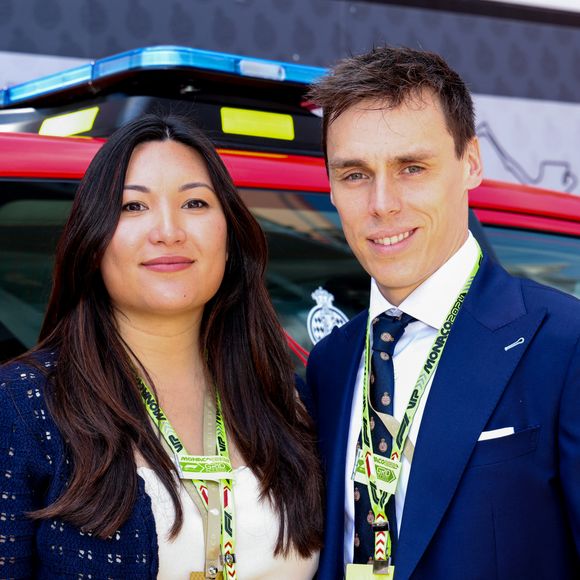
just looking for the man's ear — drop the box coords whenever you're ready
[464,137,483,190]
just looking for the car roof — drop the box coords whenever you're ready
[0,131,329,191]
[0,132,104,179]
[470,179,580,235]
[1,131,580,234]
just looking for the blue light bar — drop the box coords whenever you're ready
[0,46,327,107]
[4,63,93,105]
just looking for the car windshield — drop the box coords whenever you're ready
[1,180,580,362]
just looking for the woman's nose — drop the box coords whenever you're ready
[149,209,186,245]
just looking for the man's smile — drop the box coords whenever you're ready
[369,228,416,248]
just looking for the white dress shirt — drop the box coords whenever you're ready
[343,232,480,568]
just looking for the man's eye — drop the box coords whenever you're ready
[122,201,146,212]
[403,165,423,175]
[344,172,366,181]
[182,199,209,209]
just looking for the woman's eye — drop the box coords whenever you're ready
[183,199,208,209]
[122,201,147,212]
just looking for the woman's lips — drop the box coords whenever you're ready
[141,256,194,272]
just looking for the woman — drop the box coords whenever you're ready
[0,114,323,578]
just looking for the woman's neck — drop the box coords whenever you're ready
[115,309,207,395]
[116,310,214,456]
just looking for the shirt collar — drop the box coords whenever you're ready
[369,232,479,330]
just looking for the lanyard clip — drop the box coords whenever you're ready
[372,520,390,532]
[373,556,392,575]
[205,564,221,579]
[220,553,236,566]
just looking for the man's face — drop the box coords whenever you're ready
[326,92,482,306]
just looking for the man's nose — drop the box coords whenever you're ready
[368,175,402,216]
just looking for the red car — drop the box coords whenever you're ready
[1,131,580,369]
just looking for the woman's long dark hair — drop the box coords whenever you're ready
[29,114,323,555]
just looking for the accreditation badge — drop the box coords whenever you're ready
[351,448,401,495]
[346,564,395,579]
[176,453,233,481]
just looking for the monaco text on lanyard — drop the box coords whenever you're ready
[348,243,483,579]
[139,379,237,580]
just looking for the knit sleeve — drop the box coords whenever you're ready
[0,366,54,577]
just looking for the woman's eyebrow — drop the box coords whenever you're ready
[122,182,215,193]
[123,184,150,192]
[178,181,215,192]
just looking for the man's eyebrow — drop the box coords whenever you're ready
[123,182,215,193]
[392,150,435,164]
[328,150,436,171]
[327,159,370,171]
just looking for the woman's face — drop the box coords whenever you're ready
[100,139,228,321]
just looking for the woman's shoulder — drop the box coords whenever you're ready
[0,349,57,427]
[1,347,56,377]
[0,349,62,478]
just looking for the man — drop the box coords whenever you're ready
[305,47,580,579]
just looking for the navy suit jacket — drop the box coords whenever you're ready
[305,255,580,579]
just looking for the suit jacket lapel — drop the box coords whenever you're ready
[396,257,547,579]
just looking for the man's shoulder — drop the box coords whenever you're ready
[474,257,580,332]
[494,269,580,350]
[519,276,580,322]
[309,309,367,359]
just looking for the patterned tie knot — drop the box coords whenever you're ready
[372,312,415,356]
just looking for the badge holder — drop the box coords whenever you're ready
[346,563,395,579]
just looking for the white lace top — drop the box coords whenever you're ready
[137,465,319,579]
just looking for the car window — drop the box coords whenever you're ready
[2,179,580,365]
[0,180,75,359]
[240,188,368,353]
[0,182,368,362]
[483,226,580,299]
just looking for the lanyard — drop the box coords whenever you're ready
[353,245,482,574]
[139,379,237,580]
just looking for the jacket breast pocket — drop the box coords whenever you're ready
[468,425,540,468]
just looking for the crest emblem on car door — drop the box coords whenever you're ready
[307,287,349,345]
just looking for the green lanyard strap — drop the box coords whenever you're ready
[353,245,482,574]
[139,380,237,580]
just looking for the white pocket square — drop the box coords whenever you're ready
[478,427,515,441]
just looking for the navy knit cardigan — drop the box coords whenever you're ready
[0,351,161,578]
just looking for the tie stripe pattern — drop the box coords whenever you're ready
[353,312,415,565]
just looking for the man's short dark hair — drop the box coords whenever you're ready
[308,46,475,160]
